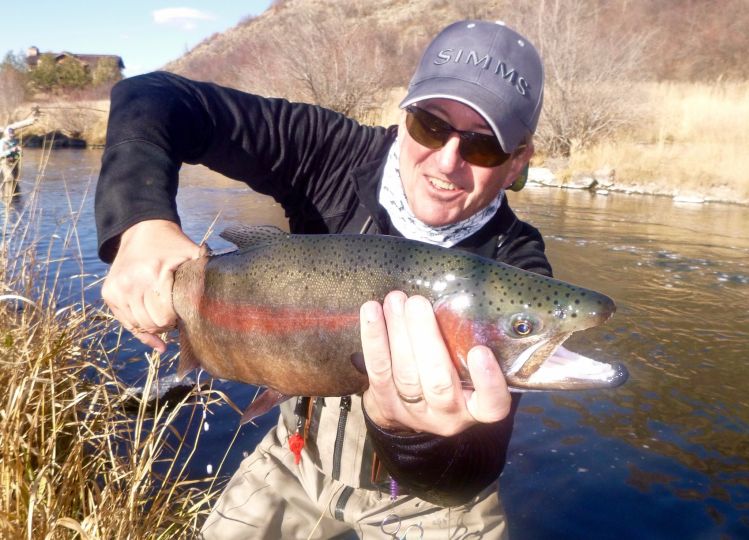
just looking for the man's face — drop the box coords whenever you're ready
[397,98,532,226]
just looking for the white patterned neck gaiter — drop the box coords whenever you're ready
[378,139,503,247]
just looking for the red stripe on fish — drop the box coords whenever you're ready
[198,296,360,334]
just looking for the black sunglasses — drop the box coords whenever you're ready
[404,105,516,167]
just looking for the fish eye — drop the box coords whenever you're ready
[510,315,534,337]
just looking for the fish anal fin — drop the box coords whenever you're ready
[219,225,286,249]
[240,388,291,425]
[177,326,201,380]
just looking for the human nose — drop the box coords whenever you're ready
[435,134,464,173]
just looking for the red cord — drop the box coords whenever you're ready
[288,432,305,464]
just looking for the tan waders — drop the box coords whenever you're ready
[200,396,508,539]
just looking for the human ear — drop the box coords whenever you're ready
[503,141,534,191]
[507,164,529,192]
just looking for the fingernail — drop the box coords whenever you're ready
[361,302,379,324]
[385,291,405,315]
[468,346,494,368]
[404,294,430,317]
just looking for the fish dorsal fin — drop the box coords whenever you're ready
[219,225,287,249]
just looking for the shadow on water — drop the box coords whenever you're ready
[6,150,749,538]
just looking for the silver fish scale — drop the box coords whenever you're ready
[204,233,605,324]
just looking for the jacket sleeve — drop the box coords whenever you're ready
[497,220,553,277]
[363,224,552,507]
[364,395,521,507]
[95,71,385,262]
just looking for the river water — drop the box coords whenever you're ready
[5,149,748,539]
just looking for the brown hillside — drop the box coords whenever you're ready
[164,0,749,90]
[163,0,485,92]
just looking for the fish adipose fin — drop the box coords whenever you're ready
[241,388,291,425]
[220,225,287,249]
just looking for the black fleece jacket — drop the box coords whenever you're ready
[95,71,552,506]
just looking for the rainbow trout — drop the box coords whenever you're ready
[173,225,626,422]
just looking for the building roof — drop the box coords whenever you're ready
[26,48,125,70]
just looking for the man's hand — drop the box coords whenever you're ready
[360,291,512,437]
[101,220,204,352]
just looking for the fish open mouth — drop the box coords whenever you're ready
[506,334,628,390]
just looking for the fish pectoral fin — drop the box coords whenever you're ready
[240,388,291,425]
[219,225,286,249]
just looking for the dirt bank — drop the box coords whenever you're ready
[15,99,109,148]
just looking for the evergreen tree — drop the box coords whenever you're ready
[28,53,58,92]
[92,57,122,86]
[56,59,91,89]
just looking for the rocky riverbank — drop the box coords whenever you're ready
[527,166,731,205]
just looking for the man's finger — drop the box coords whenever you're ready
[134,330,168,353]
[383,291,422,398]
[465,346,511,423]
[129,295,159,332]
[404,296,461,409]
[360,301,394,394]
[143,272,177,330]
[108,303,136,336]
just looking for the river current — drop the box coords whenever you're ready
[4,149,748,539]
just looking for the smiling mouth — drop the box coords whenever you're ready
[427,176,458,191]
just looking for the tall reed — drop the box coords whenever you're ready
[0,152,224,539]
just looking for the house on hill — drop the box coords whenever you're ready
[25,46,125,74]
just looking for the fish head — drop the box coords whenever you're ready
[433,272,626,391]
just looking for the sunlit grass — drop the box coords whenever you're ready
[567,81,749,202]
[0,157,227,539]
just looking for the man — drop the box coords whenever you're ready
[1,110,38,196]
[96,20,549,538]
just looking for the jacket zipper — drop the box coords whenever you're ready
[331,395,352,480]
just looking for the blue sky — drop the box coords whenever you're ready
[1,1,273,76]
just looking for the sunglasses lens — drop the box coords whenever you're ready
[405,106,511,167]
[459,133,509,167]
[405,108,448,149]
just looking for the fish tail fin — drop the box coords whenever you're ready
[240,388,290,425]
[176,323,201,380]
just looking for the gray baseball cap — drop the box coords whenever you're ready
[400,20,544,153]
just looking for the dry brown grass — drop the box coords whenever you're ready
[0,163,226,539]
[566,81,749,203]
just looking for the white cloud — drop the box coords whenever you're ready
[153,8,216,31]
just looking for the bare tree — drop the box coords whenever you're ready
[0,54,27,124]
[512,0,651,156]
[236,5,390,117]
